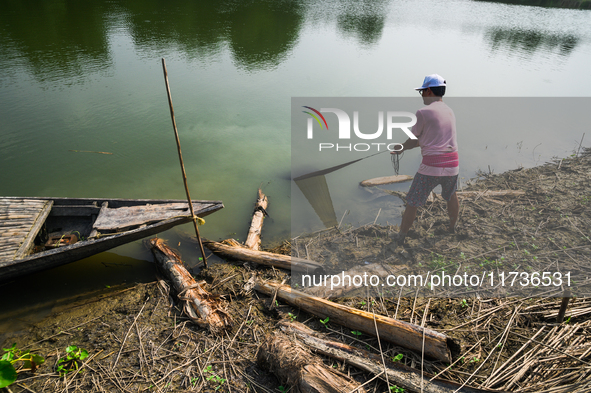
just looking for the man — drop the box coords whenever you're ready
[390,74,459,246]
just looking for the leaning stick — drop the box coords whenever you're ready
[161,58,208,267]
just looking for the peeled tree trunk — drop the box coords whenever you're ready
[203,239,325,275]
[244,188,268,251]
[148,238,232,334]
[255,280,454,363]
[280,321,501,393]
[257,331,366,393]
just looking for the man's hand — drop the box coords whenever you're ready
[391,138,418,154]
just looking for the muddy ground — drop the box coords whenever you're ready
[1,149,590,393]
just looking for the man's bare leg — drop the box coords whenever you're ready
[399,205,418,236]
[447,192,459,232]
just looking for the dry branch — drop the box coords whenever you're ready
[455,190,525,198]
[258,331,367,393]
[148,238,232,334]
[280,321,502,393]
[203,239,325,274]
[244,188,268,251]
[255,280,454,363]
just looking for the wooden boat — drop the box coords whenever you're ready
[0,197,223,282]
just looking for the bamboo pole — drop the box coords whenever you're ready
[556,289,571,323]
[161,58,208,267]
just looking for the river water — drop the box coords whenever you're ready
[1,0,590,332]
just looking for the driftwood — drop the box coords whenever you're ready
[280,321,502,393]
[257,331,366,393]
[244,188,268,251]
[360,175,413,187]
[255,280,453,363]
[148,238,232,334]
[203,239,325,275]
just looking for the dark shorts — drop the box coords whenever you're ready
[406,173,458,207]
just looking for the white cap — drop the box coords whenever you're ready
[415,74,446,90]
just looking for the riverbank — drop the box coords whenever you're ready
[1,148,590,392]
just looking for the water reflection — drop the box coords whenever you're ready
[486,28,579,56]
[335,0,388,46]
[0,0,305,80]
[123,0,305,70]
[0,0,112,84]
[0,0,586,84]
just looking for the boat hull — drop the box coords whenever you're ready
[0,197,223,282]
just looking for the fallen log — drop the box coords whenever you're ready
[203,239,325,275]
[280,321,503,393]
[304,263,398,298]
[255,280,454,363]
[244,188,268,251]
[148,238,232,334]
[360,174,413,187]
[257,331,367,393]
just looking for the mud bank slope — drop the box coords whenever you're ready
[1,149,590,392]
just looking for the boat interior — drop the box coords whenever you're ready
[1,198,197,261]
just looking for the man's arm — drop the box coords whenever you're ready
[391,138,419,154]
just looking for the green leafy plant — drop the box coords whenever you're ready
[351,330,362,337]
[391,353,403,362]
[56,346,88,376]
[390,385,405,392]
[0,343,45,388]
[287,313,297,322]
[204,365,226,391]
[460,299,468,308]
[320,317,329,328]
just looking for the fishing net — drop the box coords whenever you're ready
[390,151,403,175]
